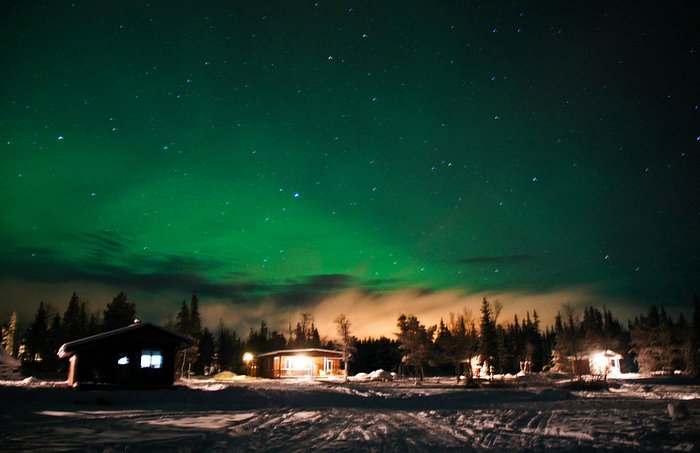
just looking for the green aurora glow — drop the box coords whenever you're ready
[1,2,698,329]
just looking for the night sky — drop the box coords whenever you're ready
[1,2,698,337]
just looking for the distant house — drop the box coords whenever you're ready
[555,349,623,376]
[254,348,345,379]
[58,321,193,388]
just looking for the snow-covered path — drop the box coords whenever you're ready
[1,377,698,452]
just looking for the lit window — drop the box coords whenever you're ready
[284,356,311,370]
[140,349,163,369]
[117,355,129,365]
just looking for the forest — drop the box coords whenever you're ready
[2,292,699,380]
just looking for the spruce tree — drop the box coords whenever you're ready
[188,294,201,339]
[396,314,436,381]
[196,327,215,375]
[25,302,50,364]
[175,300,190,334]
[478,298,498,372]
[62,292,88,342]
[102,292,135,331]
[2,311,18,356]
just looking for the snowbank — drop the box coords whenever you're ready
[348,369,395,382]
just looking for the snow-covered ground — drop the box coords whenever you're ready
[1,374,698,452]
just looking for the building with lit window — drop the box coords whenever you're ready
[553,349,624,377]
[58,321,193,388]
[254,348,345,379]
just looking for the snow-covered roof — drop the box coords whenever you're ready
[57,321,193,358]
[255,348,344,358]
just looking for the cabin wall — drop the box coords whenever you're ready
[71,342,178,387]
[255,353,343,379]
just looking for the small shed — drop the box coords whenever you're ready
[254,348,345,379]
[58,321,193,388]
[555,349,624,376]
[587,350,623,376]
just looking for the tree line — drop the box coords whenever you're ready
[2,291,699,380]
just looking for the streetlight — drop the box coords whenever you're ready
[243,352,254,376]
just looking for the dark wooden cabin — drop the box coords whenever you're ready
[254,348,345,379]
[58,321,193,388]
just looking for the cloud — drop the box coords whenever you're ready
[198,285,650,342]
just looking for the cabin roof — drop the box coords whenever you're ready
[58,322,193,358]
[255,348,344,358]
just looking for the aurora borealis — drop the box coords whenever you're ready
[1,2,698,336]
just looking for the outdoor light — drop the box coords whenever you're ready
[243,352,254,363]
[291,355,311,370]
[591,351,609,374]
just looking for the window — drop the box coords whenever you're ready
[140,349,163,369]
[283,356,310,370]
[117,354,129,365]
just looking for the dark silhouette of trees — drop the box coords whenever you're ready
[1,311,19,357]
[62,292,89,343]
[217,321,243,373]
[246,320,287,353]
[288,313,321,348]
[14,288,699,381]
[630,305,686,374]
[102,292,136,331]
[175,300,190,335]
[23,302,50,365]
[352,337,401,374]
[553,303,583,377]
[396,314,436,381]
[174,294,203,377]
[23,302,61,371]
[478,298,499,373]
[434,310,478,382]
[334,314,355,378]
[197,327,216,375]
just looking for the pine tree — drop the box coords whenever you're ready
[352,336,402,373]
[102,292,136,331]
[478,298,498,372]
[288,313,318,348]
[396,314,436,381]
[247,321,270,353]
[175,300,190,334]
[24,302,50,364]
[2,311,18,356]
[630,305,684,374]
[309,322,322,348]
[433,319,452,372]
[24,302,61,370]
[291,322,305,348]
[196,327,215,375]
[217,322,243,373]
[554,303,583,377]
[62,292,88,342]
[46,312,62,370]
[188,294,201,339]
[174,295,203,377]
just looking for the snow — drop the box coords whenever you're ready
[0,374,698,451]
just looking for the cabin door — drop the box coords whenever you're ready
[324,358,334,374]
